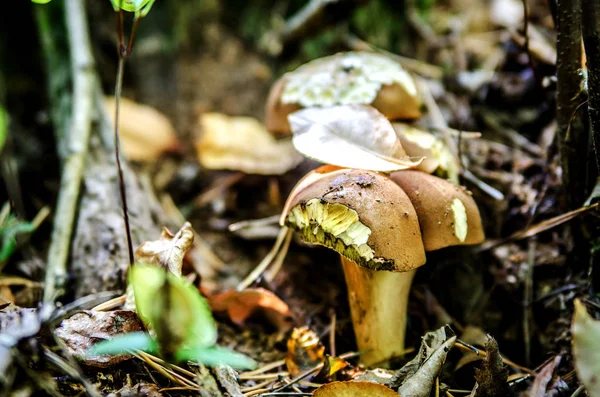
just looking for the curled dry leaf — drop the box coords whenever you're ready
[313,381,398,397]
[289,104,423,172]
[196,113,303,175]
[572,299,600,397]
[55,310,144,368]
[135,222,194,277]
[207,288,293,332]
[388,325,456,397]
[105,97,180,162]
[285,327,325,377]
[393,123,460,183]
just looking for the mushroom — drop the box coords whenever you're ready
[281,167,485,366]
[392,123,459,183]
[281,166,426,366]
[389,170,484,251]
[266,52,422,136]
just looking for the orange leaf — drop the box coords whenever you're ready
[208,288,293,331]
[285,327,325,377]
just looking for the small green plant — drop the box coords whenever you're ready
[90,264,257,370]
[0,203,48,271]
[109,0,155,17]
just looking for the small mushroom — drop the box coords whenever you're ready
[281,166,426,366]
[392,123,459,183]
[389,170,484,251]
[266,52,422,136]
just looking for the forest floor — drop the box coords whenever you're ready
[1,0,599,396]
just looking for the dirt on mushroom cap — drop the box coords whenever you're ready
[282,167,426,272]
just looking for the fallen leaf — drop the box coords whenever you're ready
[196,113,303,175]
[313,381,398,397]
[135,222,195,277]
[55,310,144,368]
[393,123,459,183]
[388,325,456,397]
[471,336,510,397]
[105,97,180,162]
[314,355,350,382]
[572,299,600,397]
[529,356,561,397]
[289,105,423,172]
[0,308,40,381]
[285,327,325,377]
[208,288,293,332]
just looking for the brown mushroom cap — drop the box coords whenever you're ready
[281,166,426,272]
[390,171,485,251]
[264,77,302,137]
[265,52,422,136]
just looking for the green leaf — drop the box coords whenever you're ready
[0,107,7,153]
[31,0,52,3]
[176,345,257,370]
[129,264,218,351]
[89,332,157,356]
[109,0,151,12]
[572,299,600,397]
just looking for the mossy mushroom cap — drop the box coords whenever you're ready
[390,170,485,251]
[265,52,422,136]
[281,166,426,272]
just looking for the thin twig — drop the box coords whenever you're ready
[523,239,535,367]
[237,227,290,291]
[43,0,96,304]
[240,359,286,378]
[113,54,134,266]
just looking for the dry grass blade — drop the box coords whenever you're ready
[91,294,126,311]
[237,227,291,291]
[134,351,197,388]
[240,359,286,378]
[480,202,599,251]
[195,172,245,208]
[455,341,536,375]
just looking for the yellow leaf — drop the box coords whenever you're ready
[572,299,600,397]
[196,113,303,175]
[105,97,179,162]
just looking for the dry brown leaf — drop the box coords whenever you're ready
[105,97,180,162]
[390,326,456,397]
[207,287,293,331]
[289,105,423,172]
[55,310,144,368]
[196,113,302,175]
[135,222,194,277]
[529,356,561,397]
[285,327,325,377]
[313,381,398,397]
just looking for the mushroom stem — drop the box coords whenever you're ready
[340,256,416,367]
